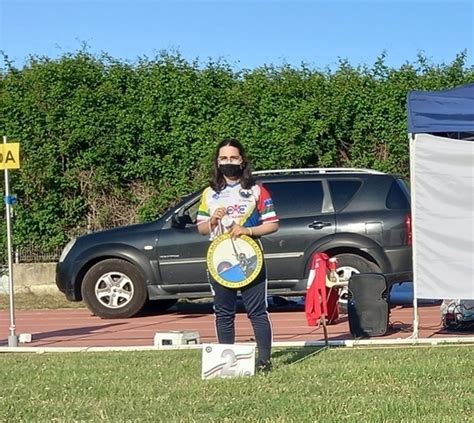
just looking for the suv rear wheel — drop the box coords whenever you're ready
[81,259,148,319]
[334,253,381,314]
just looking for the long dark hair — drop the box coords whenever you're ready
[210,138,255,192]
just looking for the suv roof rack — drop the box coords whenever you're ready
[253,168,386,176]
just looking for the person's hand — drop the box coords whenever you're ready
[210,207,227,226]
[228,224,251,239]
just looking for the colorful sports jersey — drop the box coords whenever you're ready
[197,182,278,239]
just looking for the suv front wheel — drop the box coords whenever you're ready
[81,259,148,319]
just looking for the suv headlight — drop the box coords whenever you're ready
[59,238,77,262]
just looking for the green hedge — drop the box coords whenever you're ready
[0,50,473,257]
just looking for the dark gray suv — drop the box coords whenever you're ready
[56,168,412,318]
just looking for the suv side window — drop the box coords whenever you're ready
[328,180,362,211]
[264,181,324,218]
[184,199,201,223]
[386,180,410,210]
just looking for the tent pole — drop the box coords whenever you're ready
[409,134,419,339]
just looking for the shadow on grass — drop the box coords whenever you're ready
[273,346,330,365]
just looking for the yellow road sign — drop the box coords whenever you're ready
[0,143,20,169]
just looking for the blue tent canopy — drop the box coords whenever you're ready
[407,83,474,134]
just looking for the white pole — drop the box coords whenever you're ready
[3,135,18,347]
[409,134,419,340]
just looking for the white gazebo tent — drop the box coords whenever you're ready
[407,83,474,337]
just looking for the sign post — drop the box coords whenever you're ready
[1,136,20,347]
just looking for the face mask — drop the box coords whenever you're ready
[219,164,243,179]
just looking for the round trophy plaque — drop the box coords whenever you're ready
[207,233,264,289]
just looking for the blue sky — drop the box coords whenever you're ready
[0,0,473,70]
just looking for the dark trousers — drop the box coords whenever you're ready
[209,270,272,362]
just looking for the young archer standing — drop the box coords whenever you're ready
[197,138,279,371]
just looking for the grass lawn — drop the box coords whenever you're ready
[0,346,473,422]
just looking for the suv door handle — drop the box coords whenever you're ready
[308,221,332,230]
